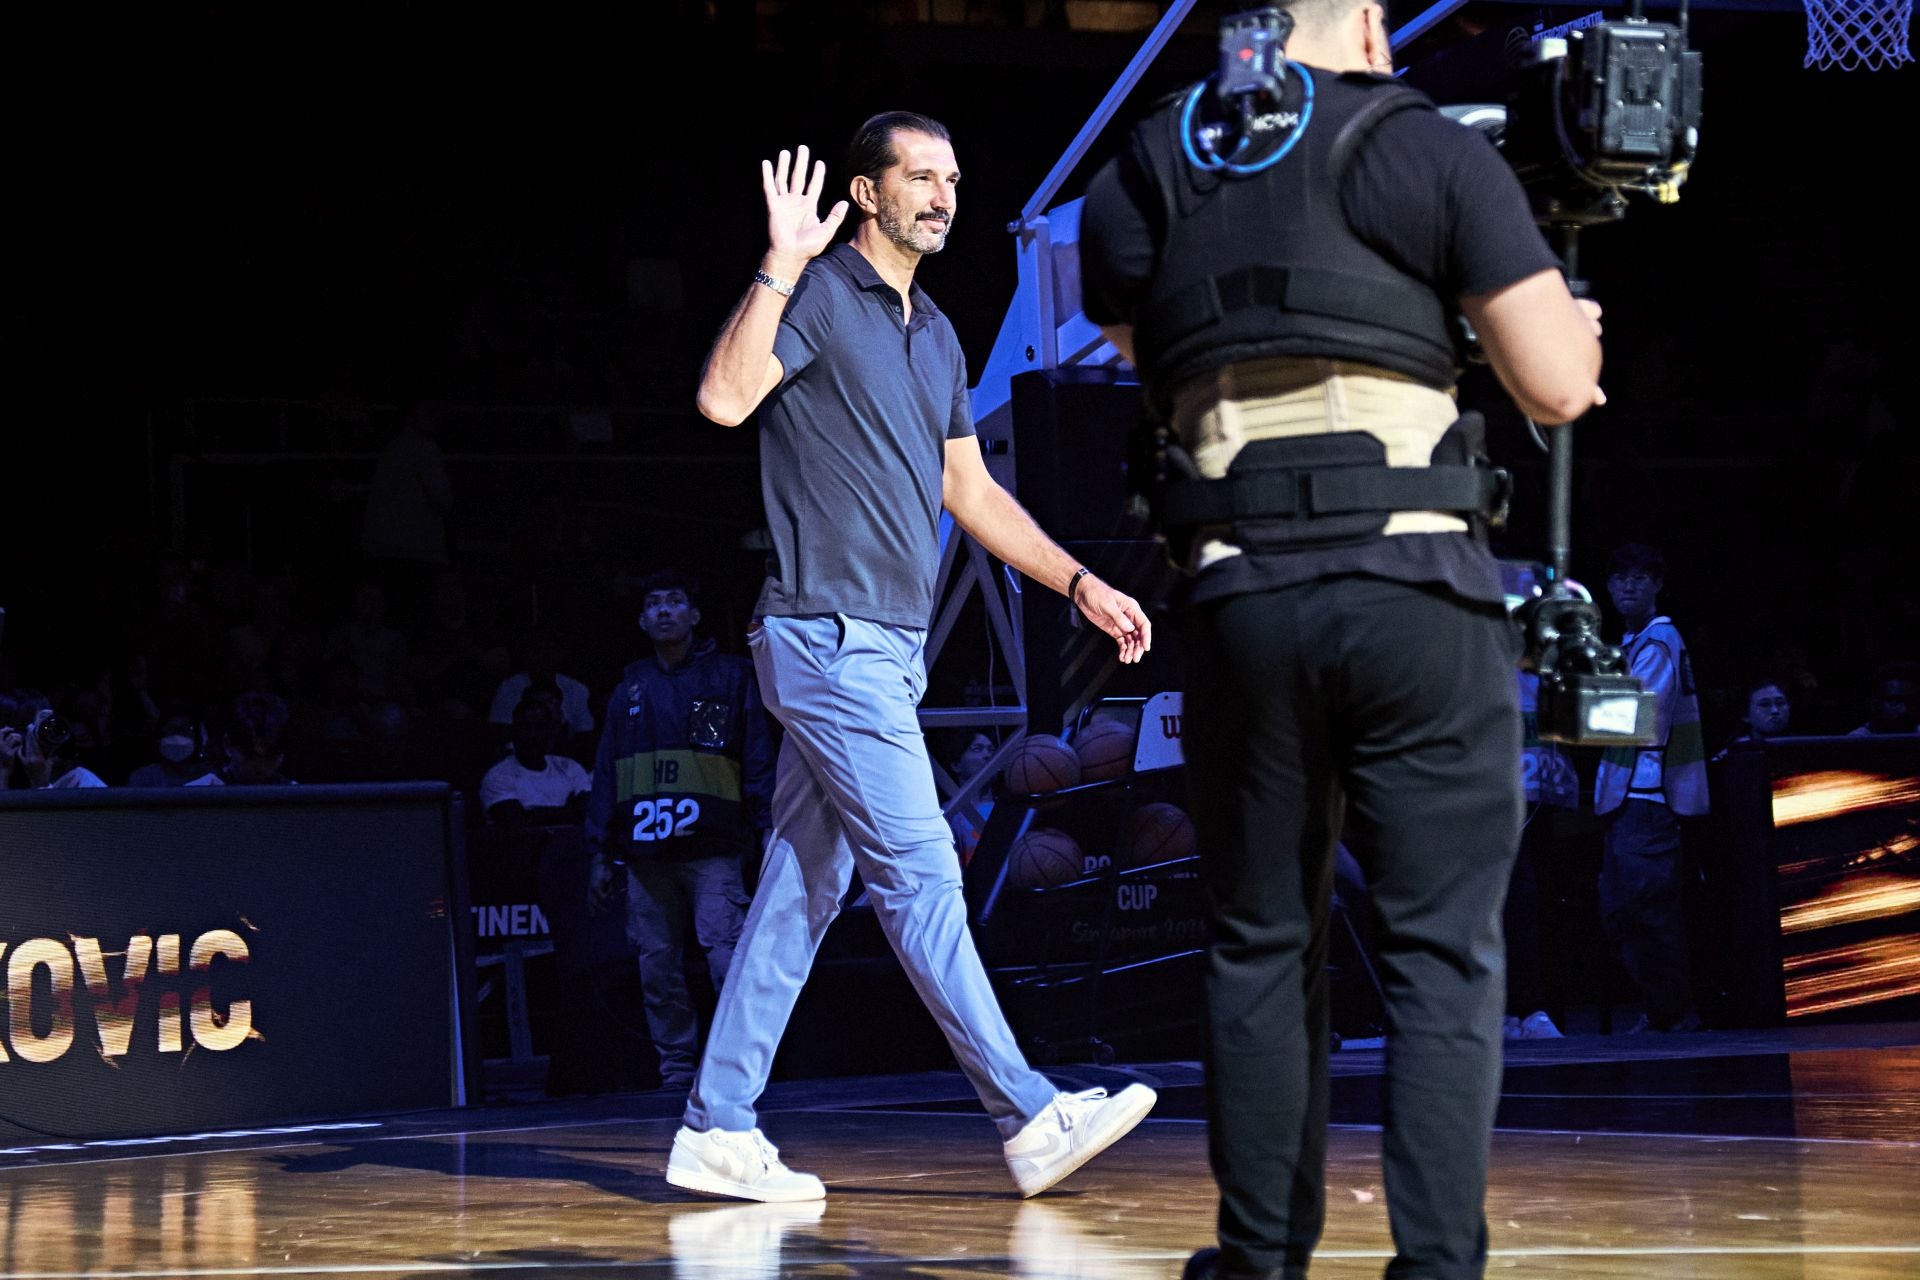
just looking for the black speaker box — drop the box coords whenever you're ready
[1010,367,1150,542]
[1020,538,1183,737]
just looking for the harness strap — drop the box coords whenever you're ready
[1163,462,1507,529]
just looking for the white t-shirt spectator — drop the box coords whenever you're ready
[480,753,591,818]
[489,672,595,735]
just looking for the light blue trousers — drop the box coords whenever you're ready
[683,614,1056,1140]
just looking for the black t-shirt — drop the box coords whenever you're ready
[1081,73,1561,608]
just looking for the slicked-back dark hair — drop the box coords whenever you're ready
[845,111,952,222]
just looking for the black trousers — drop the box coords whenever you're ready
[1184,576,1523,1280]
[1598,799,1691,1026]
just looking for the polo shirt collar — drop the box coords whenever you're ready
[826,242,939,319]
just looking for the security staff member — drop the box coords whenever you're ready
[587,569,775,1092]
[1080,2,1602,1277]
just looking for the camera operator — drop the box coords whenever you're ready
[0,692,108,789]
[1080,2,1601,1277]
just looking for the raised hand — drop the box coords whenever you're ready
[762,145,849,265]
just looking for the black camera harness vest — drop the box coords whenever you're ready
[1130,69,1510,553]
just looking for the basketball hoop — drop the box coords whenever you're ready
[1804,0,1914,70]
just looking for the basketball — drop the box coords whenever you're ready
[1007,828,1087,890]
[1005,732,1082,795]
[1121,802,1197,868]
[1073,716,1137,782]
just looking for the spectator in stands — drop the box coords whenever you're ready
[58,680,117,783]
[127,554,222,717]
[1715,676,1793,759]
[490,630,596,748]
[587,568,774,1092]
[270,625,324,702]
[127,709,212,786]
[329,582,413,708]
[941,729,999,867]
[361,399,453,624]
[480,693,591,826]
[1,691,108,789]
[190,691,295,786]
[229,571,294,690]
[1849,660,1920,736]
[411,570,510,719]
[1595,543,1709,1034]
[310,655,374,744]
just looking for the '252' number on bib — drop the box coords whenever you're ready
[633,798,701,843]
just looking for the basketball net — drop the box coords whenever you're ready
[1804,0,1914,69]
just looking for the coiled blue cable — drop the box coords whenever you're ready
[1178,67,1315,177]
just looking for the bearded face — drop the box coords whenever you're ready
[877,184,951,254]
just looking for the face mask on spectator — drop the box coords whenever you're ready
[159,734,197,763]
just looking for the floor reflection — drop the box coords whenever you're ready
[666,1201,825,1280]
[1003,1201,1174,1278]
[658,1198,1177,1279]
[3,1036,1917,1279]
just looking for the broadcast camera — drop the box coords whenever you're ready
[1488,4,1702,226]
[1448,2,1702,745]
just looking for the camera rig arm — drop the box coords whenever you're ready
[1518,226,1659,746]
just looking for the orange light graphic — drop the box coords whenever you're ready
[1783,934,1920,1017]
[1778,831,1920,879]
[1772,771,1920,827]
[1780,874,1920,933]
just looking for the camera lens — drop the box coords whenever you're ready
[37,715,73,753]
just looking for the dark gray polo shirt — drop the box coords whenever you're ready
[755,242,975,629]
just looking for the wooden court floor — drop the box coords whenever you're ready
[3,1032,1918,1279]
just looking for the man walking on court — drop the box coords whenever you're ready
[676,112,1158,1202]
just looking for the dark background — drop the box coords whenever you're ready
[3,0,1915,751]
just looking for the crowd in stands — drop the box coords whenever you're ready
[0,555,571,804]
[2,536,1914,807]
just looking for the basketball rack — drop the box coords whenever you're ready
[976,699,1205,1066]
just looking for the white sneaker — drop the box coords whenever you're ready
[1520,1010,1564,1039]
[665,1125,826,1203]
[1003,1083,1157,1198]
